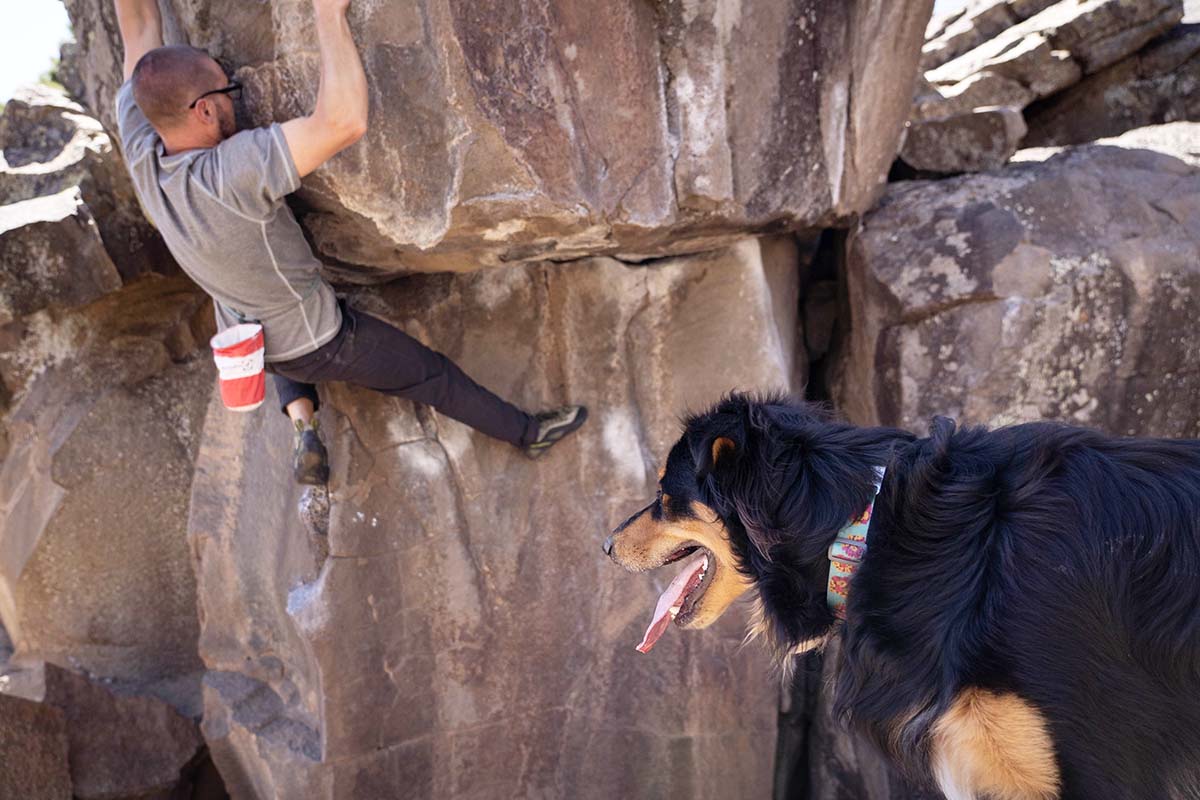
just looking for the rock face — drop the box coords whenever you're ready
[0,82,215,799]
[190,238,798,799]
[28,0,1200,796]
[831,123,1200,436]
[0,691,72,799]
[0,275,214,711]
[62,0,932,273]
[1024,23,1200,145]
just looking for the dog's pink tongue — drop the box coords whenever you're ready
[636,550,708,654]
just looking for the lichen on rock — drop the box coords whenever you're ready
[833,123,1200,437]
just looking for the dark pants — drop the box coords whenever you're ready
[267,304,538,447]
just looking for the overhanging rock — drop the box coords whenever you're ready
[189,237,800,799]
[63,0,932,273]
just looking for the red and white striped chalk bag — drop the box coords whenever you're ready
[210,323,266,412]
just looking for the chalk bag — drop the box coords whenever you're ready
[210,323,266,412]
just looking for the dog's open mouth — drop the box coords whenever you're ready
[635,545,714,653]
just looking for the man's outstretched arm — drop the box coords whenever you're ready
[281,0,369,178]
[115,0,164,81]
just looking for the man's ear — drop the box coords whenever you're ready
[194,98,216,127]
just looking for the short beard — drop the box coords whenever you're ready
[218,108,237,140]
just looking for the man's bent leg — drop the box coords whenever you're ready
[294,308,539,447]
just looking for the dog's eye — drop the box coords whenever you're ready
[656,487,663,502]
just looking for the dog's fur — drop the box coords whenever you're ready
[607,394,1200,800]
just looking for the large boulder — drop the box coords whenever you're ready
[44,665,205,800]
[1024,23,1200,145]
[62,0,932,273]
[190,238,799,799]
[911,72,1036,121]
[0,275,214,714]
[829,122,1200,436]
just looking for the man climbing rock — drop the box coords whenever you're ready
[112,0,587,484]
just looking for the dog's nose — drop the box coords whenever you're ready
[602,536,615,556]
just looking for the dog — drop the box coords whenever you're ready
[605,393,1200,800]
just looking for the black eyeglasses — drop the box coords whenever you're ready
[188,82,242,109]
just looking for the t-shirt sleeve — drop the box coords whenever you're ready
[212,124,302,220]
[115,80,159,164]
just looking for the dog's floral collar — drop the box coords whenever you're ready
[827,466,886,619]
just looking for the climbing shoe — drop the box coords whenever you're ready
[293,419,330,485]
[524,405,588,459]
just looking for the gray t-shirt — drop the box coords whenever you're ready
[116,81,341,362]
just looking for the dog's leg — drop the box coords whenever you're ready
[931,688,1060,800]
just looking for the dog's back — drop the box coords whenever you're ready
[841,418,1200,800]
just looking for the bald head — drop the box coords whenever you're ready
[131,45,224,132]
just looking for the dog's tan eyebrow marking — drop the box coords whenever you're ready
[657,466,666,481]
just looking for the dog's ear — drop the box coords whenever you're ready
[689,394,753,478]
[711,437,735,467]
[693,434,739,479]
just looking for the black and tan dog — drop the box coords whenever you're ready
[605,394,1200,800]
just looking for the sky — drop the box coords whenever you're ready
[0,0,72,102]
[1,0,972,105]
